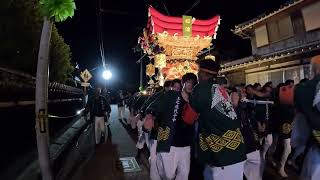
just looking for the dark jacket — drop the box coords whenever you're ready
[190,80,246,167]
[147,91,194,152]
[295,75,320,147]
[85,95,111,120]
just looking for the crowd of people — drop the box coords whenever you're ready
[123,55,320,180]
[84,55,320,180]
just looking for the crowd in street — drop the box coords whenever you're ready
[124,55,320,180]
[84,55,320,180]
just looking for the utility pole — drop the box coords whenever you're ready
[35,16,54,180]
[140,52,143,90]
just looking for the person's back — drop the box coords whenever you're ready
[294,56,320,180]
[315,82,320,111]
[191,80,246,166]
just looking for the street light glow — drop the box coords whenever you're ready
[102,69,112,80]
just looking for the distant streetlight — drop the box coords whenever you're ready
[102,69,112,80]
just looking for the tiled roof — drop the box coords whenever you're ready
[220,40,320,73]
[232,0,304,35]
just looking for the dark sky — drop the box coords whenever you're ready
[57,0,288,90]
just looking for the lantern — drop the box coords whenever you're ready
[205,55,216,61]
[148,79,155,85]
[146,63,155,77]
[154,54,166,68]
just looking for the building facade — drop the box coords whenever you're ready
[221,0,320,86]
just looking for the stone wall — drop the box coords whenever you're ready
[0,67,82,101]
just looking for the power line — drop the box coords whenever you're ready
[97,0,106,67]
[184,0,200,15]
[198,46,215,56]
[160,0,170,15]
[136,53,147,64]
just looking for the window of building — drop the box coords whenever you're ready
[246,73,258,85]
[303,64,311,79]
[267,16,294,43]
[246,72,268,85]
[269,71,284,86]
[257,72,269,85]
[245,65,310,86]
[255,25,269,47]
[284,67,301,84]
[302,1,320,31]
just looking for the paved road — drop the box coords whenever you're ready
[71,105,150,180]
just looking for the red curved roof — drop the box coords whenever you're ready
[149,7,220,37]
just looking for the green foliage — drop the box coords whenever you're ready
[39,0,76,22]
[0,0,75,83]
[49,26,74,83]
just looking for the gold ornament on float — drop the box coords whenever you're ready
[205,55,216,61]
[148,79,155,85]
[139,7,221,80]
[146,63,155,77]
[157,32,212,60]
[154,54,166,68]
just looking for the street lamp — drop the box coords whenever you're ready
[102,69,112,102]
[102,69,112,80]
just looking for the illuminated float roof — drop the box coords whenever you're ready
[139,7,220,60]
[139,7,220,81]
[149,7,220,38]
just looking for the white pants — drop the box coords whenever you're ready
[127,113,132,125]
[118,106,125,120]
[136,132,149,150]
[203,161,245,180]
[149,140,162,180]
[130,112,138,129]
[94,116,105,144]
[158,146,191,180]
[260,133,273,174]
[136,119,148,149]
[279,139,292,171]
[260,133,273,160]
[244,151,262,180]
[301,145,320,180]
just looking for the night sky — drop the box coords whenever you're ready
[57,0,289,91]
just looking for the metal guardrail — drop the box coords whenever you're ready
[242,98,274,105]
[48,108,85,119]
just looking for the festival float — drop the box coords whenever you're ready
[139,6,220,85]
